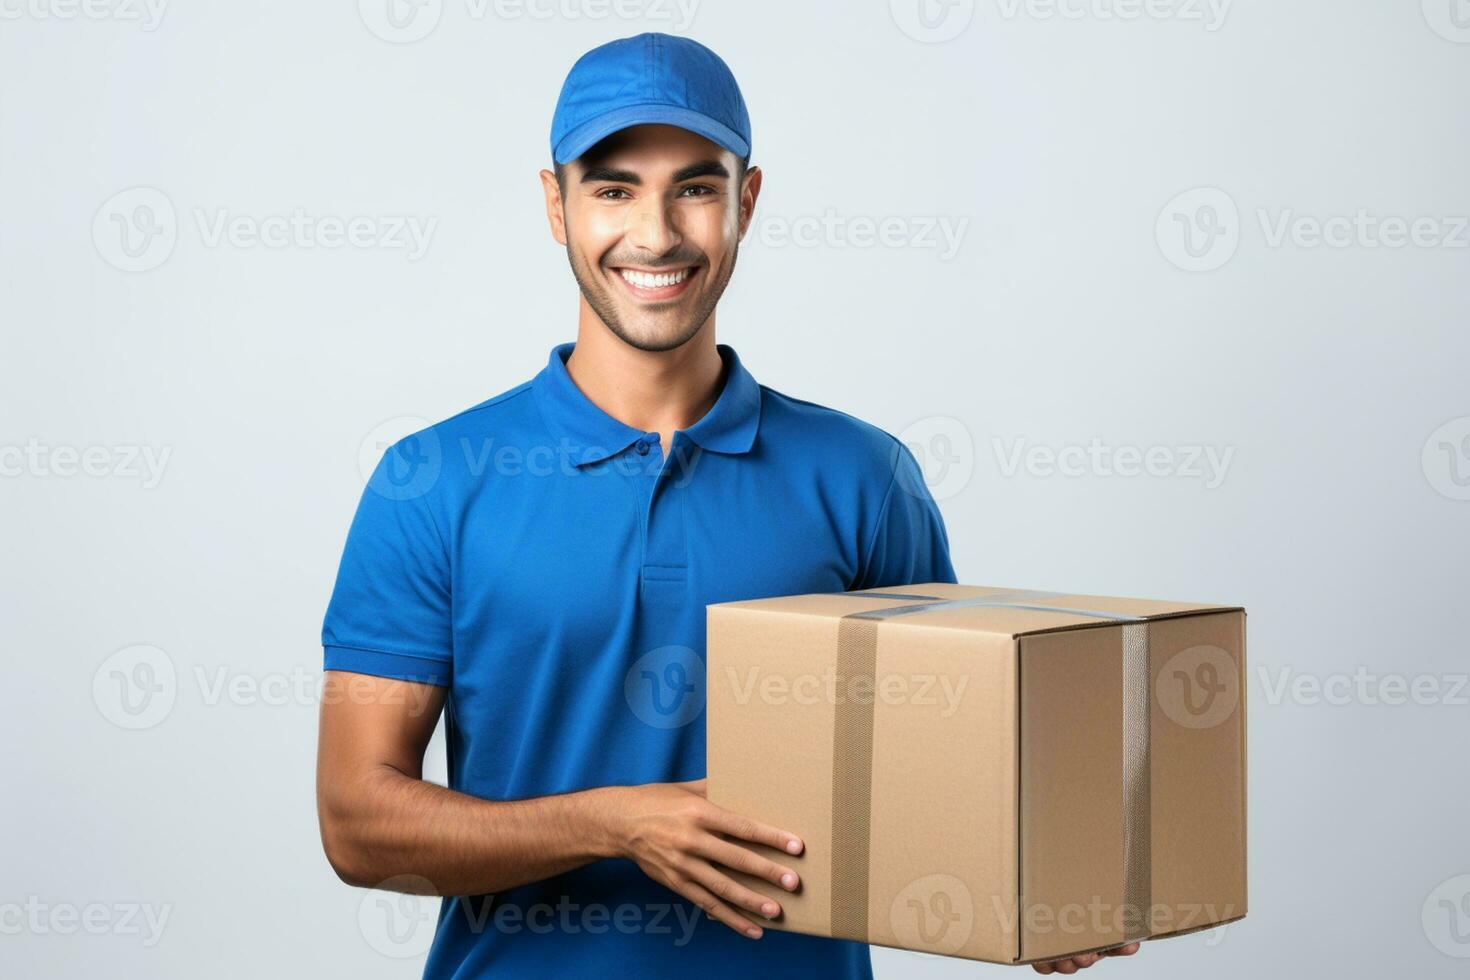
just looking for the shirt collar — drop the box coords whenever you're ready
[531,341,762,466]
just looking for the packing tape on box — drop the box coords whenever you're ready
[832,590,1152,945]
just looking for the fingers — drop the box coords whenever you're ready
[700,805,804,856]
[1032,946,1133,974]
[676,877,766,939]
[687,860,786,922]
[641,787,807,941]
[695,836,801,892]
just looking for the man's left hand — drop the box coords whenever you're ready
[1031,942,1141,975]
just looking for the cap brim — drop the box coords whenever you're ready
[552,103,750,165]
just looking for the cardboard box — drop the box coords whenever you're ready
[706,583,1246,964]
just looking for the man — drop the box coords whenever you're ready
[317,32,1135,978]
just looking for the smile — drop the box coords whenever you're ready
[613,265,699,300]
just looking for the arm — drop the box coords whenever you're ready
[853,437,958,590]
[315,671,805,939]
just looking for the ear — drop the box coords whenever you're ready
[736,165,762,242]
[539,168,567,246]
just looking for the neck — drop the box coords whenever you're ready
[564,307,726,453]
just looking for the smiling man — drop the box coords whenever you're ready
[316,32,1127,980]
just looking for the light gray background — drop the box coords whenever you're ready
[3,1,1468,976]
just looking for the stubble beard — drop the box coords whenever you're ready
[566,241,738,354]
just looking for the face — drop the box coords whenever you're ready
[541,124,761,352]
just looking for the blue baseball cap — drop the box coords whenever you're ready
[550,33,751,166]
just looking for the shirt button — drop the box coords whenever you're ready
[635,438,651,456]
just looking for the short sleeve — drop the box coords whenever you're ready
[853,438,958,590]
[321,443,453,686]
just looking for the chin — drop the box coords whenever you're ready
[613,315,704,353]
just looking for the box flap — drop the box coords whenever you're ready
[710,584,1240,639]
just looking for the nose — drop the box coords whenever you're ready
[623,195,682,257]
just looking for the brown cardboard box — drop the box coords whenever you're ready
[706,583,1246,964]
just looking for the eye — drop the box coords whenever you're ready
[679,184,716,198]
[595,187,632,201]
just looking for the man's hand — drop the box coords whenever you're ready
[1032,942,1141,975]
[603,778,803,940]
[317,675,799,930]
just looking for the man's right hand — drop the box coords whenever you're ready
[317,675,801,938]
[601,778,804,940]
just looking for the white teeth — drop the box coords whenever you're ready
[619,268,690,289]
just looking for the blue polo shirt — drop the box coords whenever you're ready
[323,341,957,979]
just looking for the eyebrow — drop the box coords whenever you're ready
[578,160,732,185]
[671,160,731,182]
[579,166,641,185]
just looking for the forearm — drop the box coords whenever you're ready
[319,764,625,896]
